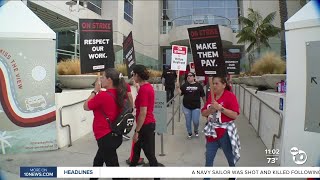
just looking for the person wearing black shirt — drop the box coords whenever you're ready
[162,67,177,104]
[177,72,206,139]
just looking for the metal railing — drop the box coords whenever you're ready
[159,92,181,156]
[59,99,86,147]
[235,84,283,150]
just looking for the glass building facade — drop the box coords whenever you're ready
[162,0,240,33]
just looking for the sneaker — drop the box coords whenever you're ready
[195,131,199,137]
[122,135,130,140]
[187,133,192,139]
[126,158,145,165]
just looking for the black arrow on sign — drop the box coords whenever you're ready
[311,77,318,84]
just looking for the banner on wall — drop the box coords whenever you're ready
[188,25,226,76]
[224,49,241,75]
[123,31,136,78]
[79,19,115,74]
[170,45,188,71]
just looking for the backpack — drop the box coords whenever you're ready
[103,92,135,135]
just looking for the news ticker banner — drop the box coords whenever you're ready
[20,167,320,178]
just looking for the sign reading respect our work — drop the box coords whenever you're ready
[170,45,188,71]
[188,25,226,76]
[79,19,115,74]
[123,31,136,78]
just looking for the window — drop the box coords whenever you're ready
[72,0,102,15]
[124,0,133,24]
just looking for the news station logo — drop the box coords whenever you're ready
[20,167,57,178]
[290,147,308,165]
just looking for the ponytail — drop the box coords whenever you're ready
[115,77,127,109]
[105,68,127,109]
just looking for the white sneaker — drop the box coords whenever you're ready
[195,131,199,137]
[187,133,192,139]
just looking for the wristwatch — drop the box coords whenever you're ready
[135,129,140,134]
[220,107,225,112]
[91,91,97,95]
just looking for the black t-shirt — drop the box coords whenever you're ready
[180,82,205,109]
[162,70,176,88]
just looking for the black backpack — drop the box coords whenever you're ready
[103,92,135,135]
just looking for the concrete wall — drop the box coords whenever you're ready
[232,84,285,165]
[282,1,320,166]
[55,89,94,148]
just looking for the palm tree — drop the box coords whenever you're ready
[0,131,12,154]
[236,8,281,69]
[279,0,288,59]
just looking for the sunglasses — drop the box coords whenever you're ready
[187,74,194,77]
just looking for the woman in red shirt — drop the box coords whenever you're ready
[201,76,240,180]
[83,68,128,180]
[130,65,159,176]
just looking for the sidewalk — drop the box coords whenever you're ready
[0,91,297,180]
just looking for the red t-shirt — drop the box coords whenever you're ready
[88,89,121,140]
[135,83,156,125]
[201,90,240,142]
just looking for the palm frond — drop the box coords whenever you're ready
[239,16,254,26]
[263,11,277,24]
[247,42,256,53]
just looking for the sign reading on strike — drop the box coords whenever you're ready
[123,31,136,78]
[223,49,241,75]
[79,19,115,74]
[171,45,188,71]
[188,25,226,76]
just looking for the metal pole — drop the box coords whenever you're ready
[257,101,262,137]
[243,89,246,114]
[248,94,252,124]
[159,134,165,156]
[178,95,181,122]
[172,98,175,135]
[74,30,78,58]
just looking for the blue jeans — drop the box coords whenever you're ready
[204,131,235,180]
[182,106,200,134]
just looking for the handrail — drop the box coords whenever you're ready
[237,84,283,151]
[159,90,181,156]
[59,99,86,147]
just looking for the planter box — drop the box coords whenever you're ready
[238,77,245,84]
[247,76,257,86]
[232,78,240,84]
[262,74,286,89]
[58,75,96,89]
[250,76,270,87]
[242,77,251,86]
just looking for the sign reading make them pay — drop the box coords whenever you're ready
[154,91,167,134]
[171,45,188,71]
[305,41,320,133]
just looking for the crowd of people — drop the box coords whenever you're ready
[83,64,240,180]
